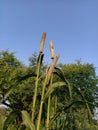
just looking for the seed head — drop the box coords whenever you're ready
[50,41,55,59]
[39,32,46,53]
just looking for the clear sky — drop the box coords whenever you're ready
[0,0,98,74]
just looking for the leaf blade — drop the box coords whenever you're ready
[3,111,18,130]
[44,81,67,101]
[21,110,35,130]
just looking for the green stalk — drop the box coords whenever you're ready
[31,53,42,122]
[37,55,60,130]
[31,32,46,122]
[46,62,54,130]
[36,76,48,130]
[46,96,51,130]
[46,75,53,130]
[47,41,56,130]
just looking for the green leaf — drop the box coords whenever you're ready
[3,111,18,130]
[54,67,66,82]
[7,125,17,130]
[21,110,35,130]
[85,101,93,121]
[2,73,37,102]
[44,81,67,101]
[54,67,72,98]
[49,100,86,127]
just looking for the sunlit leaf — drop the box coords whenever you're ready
[21,110,35,130]
[44,81,67,101]
[54,67,72,98]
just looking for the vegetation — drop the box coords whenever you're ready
[0,33,98,130]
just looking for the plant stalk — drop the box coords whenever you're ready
[36,76,48,130]
[46,95,51,130]
[31,53,42,122]
[37,55,60,130]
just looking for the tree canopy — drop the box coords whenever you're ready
[0,32,98,130]
[0,49,98,130]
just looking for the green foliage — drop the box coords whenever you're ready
[0,35,98,129]
[0,113,6,129]
[57,62,98,129]
[3,111,19,130]
[21,110,35,130]
[44,81,67,101]
[59,62,98,112]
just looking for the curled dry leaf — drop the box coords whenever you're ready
[46,55,60,84]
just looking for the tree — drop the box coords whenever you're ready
[0,50,37,110]
[56,61,98,129]
[0,49,98,130]
[0,33,98,129]
[0,50,41,129]
[0,50,23,105]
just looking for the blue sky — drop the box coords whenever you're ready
[0,0,98,74]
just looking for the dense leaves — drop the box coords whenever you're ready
[59,62,98,113]
[0,50,98,130]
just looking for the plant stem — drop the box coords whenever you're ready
[32,32,46,122]
[46,91,51,130]
[36,77,48,130]
[31,53,42,122]
[46,72,53,130]
[37,55,60,130]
